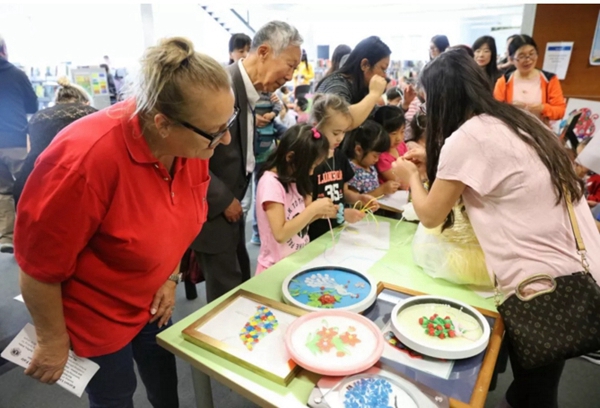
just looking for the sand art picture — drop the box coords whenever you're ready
[285,310,384,376]
[283,267,377,313]
[182,290,306,384]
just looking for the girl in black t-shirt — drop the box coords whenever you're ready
[309,94,380,240]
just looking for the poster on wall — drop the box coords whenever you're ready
[74,75,93,97]
[543,42,574,80]
[591,11,600,66]
[70,68,111,109]
[558,98,600,141]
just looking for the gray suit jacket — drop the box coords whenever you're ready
[191,63,254,254]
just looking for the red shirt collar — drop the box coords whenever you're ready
[118,100,160,165]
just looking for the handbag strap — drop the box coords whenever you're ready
[565,191,590,273]
[494,189,590,306]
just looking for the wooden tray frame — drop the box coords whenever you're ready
[182,289,308,386]
[376,282,505,408]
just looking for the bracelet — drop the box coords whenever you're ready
[336,203,345,224]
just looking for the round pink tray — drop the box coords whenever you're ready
[284,310,384,376]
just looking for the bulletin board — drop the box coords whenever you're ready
[532,4,600,101]
[71,67,111,109]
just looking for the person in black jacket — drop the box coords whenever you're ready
[14,77,96,207]
[190,21,302,302]
[100,64,117,105]
[0,35,38,253]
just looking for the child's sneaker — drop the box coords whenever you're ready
[250,235,261,246]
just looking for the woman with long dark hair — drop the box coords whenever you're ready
[293,49,314,86]
[228,33,251,65]
[429,35,450,59]
[394,50,600,408]
[315,36,389,129]
[326,44,352,76]
[472,35,499,86]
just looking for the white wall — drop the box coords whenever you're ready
[0,2,524,71]
[152,4,232,63]
[237,3,523,62]
[0,4,145,68]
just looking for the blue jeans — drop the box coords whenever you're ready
[86,321,178,408]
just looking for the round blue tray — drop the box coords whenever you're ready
[282,266,377,313]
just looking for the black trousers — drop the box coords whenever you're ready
[505,340,565,408]
[195,218,251,303]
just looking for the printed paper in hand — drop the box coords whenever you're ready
[1,323,100,398]
[576,134,600,174]
[378,191,410,212]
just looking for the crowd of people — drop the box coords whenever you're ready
[0,19,599,408]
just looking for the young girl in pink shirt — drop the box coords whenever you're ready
[255,125,337,275]
[374,106,408,185]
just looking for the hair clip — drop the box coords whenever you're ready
[311,128,321,139]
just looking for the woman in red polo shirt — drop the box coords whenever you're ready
[14,37,234,408]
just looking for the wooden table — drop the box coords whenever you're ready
[157,218,502,408]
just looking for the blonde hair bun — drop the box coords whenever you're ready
[57,76,71,87]
[158,37,195,70]
[133,36,230,120]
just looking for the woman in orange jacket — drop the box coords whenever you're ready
[494,35,566,122]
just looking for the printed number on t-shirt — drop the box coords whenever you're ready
[325,184,342,201]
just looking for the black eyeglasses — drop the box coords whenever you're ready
[513,52,538,63]
[180,107,239,148]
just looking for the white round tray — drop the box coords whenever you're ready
[390,295,490,360]
[281,266,377,314]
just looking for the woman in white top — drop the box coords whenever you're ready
[395,50,600,408]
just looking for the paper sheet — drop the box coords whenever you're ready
[337,220,391,251]
[577,134,600,174]
[294,220,390,276]
[14,294,24,302]
[377,190,410,212]
[1,323,100,398]
[299,246,386,274]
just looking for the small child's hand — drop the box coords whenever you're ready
[344,208,366,224]
[359,194,380,212]
[383,181,401,195]
[311,198,337,218]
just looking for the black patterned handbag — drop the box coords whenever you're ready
[496,194,600,370]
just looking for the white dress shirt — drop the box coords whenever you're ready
[238,60,260,174]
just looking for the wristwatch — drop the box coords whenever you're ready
[168,273,183,284]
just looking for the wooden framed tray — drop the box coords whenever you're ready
[182,289,307,385]
[365,282,505,408]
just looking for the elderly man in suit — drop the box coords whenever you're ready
[191,21,302,302]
